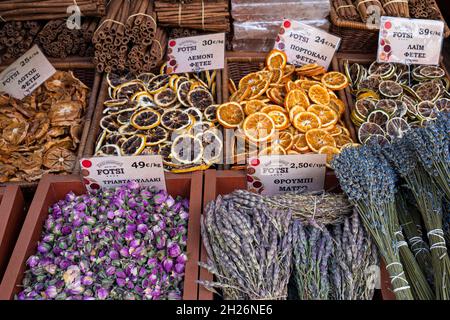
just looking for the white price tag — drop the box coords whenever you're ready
[274,19,341,69]
[0,45,56,100]
[166,33,225,74]
[377,16,444,65]
[247,154,327,196]
[79,155,166,192]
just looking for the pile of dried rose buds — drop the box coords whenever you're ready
[17,181,189,300]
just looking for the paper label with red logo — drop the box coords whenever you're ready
[274,19,341,69]
[80,155,166,192]
[377,16,444,65]
[166,33,225,74]
[247,154,326,196]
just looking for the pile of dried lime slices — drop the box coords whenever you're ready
[95,67,223,173]
[345,61,450,145]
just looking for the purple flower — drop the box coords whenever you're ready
[109,250,119,260]
[163,258,173,273]
[153,192,167,205]
[179,210,189,221]
[81,276,94,286]
[137,224,148,234]
[168,291,182,300]
[165,196,175,208]
[148,273,158,285]
[107,210,115,220]
[119,247,130,257]
[27,256,39,268]
[116,270,126,278]
[59,260,71,269]
[116,278,126,287]
[130,239,141,248]
[45,286,58,299]
[126,224,137,233]
[127,181,140,190]
[97,288,109,300]
[176,253,188,264]
[75,203,86,211]
[65,192,76,202]
[167,242,182,258]
[37,243,51,254]
[174,263,185,274]
[106,266,116,276]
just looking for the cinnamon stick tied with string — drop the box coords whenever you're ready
[354,0,385,22]
[380,0,409,17]
[333,0,361,21]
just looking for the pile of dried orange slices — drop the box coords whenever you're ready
[95,67,223,173]
[218,50,356,168]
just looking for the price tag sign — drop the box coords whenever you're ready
[79,155,166,192]
[0,45,56,100]
[274,19,341,69]
[377,16,444,65]
[247,154,327,196]
[166,33,225,74]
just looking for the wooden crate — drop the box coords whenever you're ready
[0,58,102,190]
[0,172,203,300]
[0,186,26,283]
[334,52,450,143]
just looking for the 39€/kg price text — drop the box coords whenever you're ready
[176,304,273,318]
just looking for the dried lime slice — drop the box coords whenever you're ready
[376,99,397,117]
[386,117,410,140]
[379,80,403,98]
[367,110,389,127]
[420,65,445,79]
[417,101,438,120]
[434,97,450,112]
[393,100,408,118]
[355,99,376,120]
[369,62,395,78]
[357,76,381,92]
[402,95,418,118]
[358,122,385,144]
[415,81,442,102]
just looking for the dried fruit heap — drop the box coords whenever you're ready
[0,72,89,183]
[346,61,450,145]
[219,50,356,168]
[96,68,222,173]
[17,182,189,300]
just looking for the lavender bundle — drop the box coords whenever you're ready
[199,194,293,300]
[332,145,414,300]
[292,220,333,300]
[17,182,189,300]
[383,138,449,299]
[329,212,378,300]
[410,113,450,200]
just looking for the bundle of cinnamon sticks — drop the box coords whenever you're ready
[380,0,409,17]
[0,21,42,64]
[333,0,361,21]
[155,0,230,32]
[93,0,168,74]
[0,0,106,21]
[37,19,98,58]
[409,0,440,20]
[354,0,385,22]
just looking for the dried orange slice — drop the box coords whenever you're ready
[259,145,287,156]
[131,109,161,130]
[266,87,285,105]
[305,129,336,152]
[296,64,320,74]
[261,104,286,114]
[292,133,310,152]
[308,84,330,105]
[307,104,338,128]
[293,112,321,133]
[266,49,287,70]
[239,72,262,89]
[321,72,349,90]
[318,146,341,168]
[247,79,270,100]
[334,134,353,148]
[230,85,251,102]
[285,89,310,111]
[298,79,322,91]
[289,105,306,121]
[244,100,267,115]
[268,110,290,130]
[325,125,342,136]
[282,64,295,80]
[273,131,294,150]
[216,102,245,128]
[270,68,283,84]
[242,112,275,142]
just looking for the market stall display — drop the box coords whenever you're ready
[337,54,450,145]
[0,186,26,283]
[0,68,101,185]
[86,68,222,173]
[0,172,203,300]
[217,50,356,168]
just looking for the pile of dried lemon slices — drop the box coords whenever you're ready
[95,67,223,173]
[217,50,357,168]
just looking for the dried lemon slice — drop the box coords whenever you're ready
[161,109,191,131]
[121,135,146,156]
[204,104,218,122]
[154,88,177,107]
[131,109,161,130]
[171,134,204,164]
[147,74,170,94]
[145,127,169,146]
[187,88,214,111]
[95,144,121,156]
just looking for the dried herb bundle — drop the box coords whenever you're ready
[200,195,293,300]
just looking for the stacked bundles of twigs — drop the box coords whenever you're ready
[155,0,230,32]
[0,0,106,21]
[169,27,201,39]
[93,0,167,74]
[380,0,409,17]
[37,19,98,58]
[409,0,441,20]
[0,20,41,64]
[332,0,361,22]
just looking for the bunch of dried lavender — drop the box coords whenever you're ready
[332,145,414,300]
[396,191,434,286]
[228,189,353,225]
[410,113,450,200]
[329,212,378,300]
[383,138,450,299]
[292,220,333,300]
[199,195,293,300]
